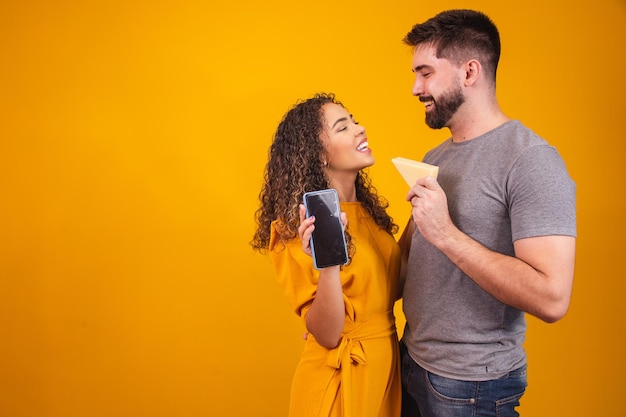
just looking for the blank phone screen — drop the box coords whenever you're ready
[304,190,348,269]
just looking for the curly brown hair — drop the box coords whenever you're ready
[251,93,398,255]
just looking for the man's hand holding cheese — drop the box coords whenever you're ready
[406,176,452,246]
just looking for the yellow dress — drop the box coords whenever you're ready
[269,202,402,417]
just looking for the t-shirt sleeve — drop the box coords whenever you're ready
[508,145,577,241]
[268,221,317,321]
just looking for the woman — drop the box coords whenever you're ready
[251,93,404,417]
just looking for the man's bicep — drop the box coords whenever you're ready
[514,235,576,289]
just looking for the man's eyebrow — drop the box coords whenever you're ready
[331,115,351,129]
[413,64,432,73]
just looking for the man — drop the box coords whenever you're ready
[399,9,576,417]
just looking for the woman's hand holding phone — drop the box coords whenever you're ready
[300,190,349,269]
[298,204,348,257]
[298,203,314,257]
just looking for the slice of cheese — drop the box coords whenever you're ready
[391,157,439,187]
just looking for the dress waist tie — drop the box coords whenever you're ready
[318,310,396,417]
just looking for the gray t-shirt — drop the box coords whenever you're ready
[402,120,576,381]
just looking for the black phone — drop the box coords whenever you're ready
[303,189,349,269]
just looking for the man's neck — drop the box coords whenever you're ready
[448,106,510,143]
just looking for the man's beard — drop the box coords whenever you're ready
[423,82,465,129]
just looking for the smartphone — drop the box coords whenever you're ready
[303,189,349,270]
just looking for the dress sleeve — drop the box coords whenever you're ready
[269,221,318,321]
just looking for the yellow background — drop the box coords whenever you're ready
[1,0,624,416]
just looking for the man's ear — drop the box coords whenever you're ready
[464,60,481,85]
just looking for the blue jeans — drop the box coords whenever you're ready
[400,342,527,417]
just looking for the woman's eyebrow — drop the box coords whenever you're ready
[331,117,349,129]
[330,114,354,129]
